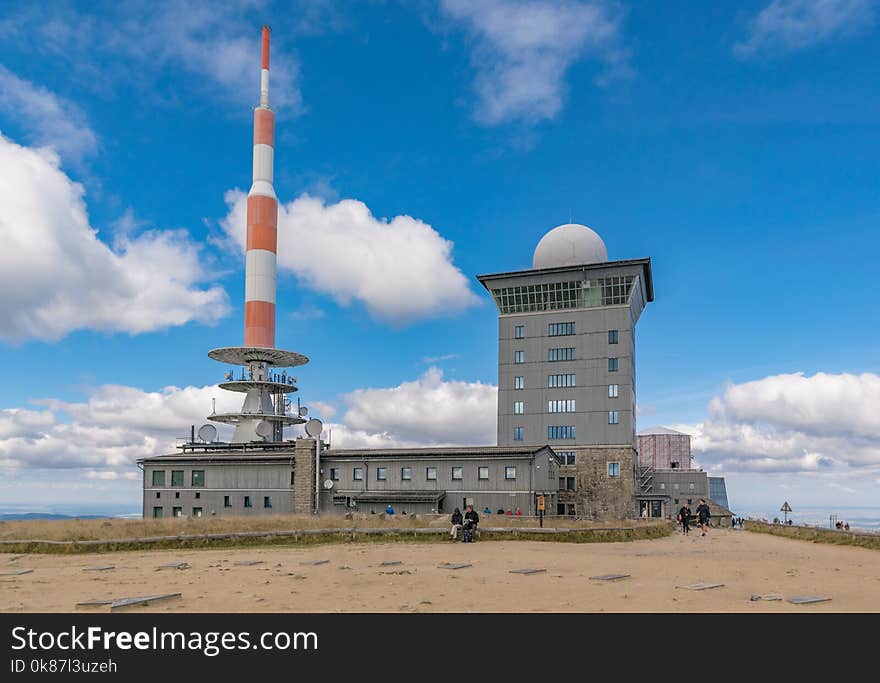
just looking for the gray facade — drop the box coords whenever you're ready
[318,446,559,516]
[637,468,709,519]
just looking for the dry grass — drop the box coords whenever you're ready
[0,515,671,554]
[746,520,880,551]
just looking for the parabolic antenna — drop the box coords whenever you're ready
[197,424,218,443]
[305,418,323,437]
[323,479,334,490]
[298,406,309,417]
[255,420,273,438]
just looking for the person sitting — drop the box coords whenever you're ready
[385,504,395,516]
[450,508,463,540]
[462,505,480,542]
[483,506,492,515]
[497,508,505,515]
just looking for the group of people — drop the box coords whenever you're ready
[450,505,479,541]
[677,499,712,537]
[834,521,851,531]
[731,516,745,528]
[480,506,522,516]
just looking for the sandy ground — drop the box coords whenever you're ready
[2,529,879,612]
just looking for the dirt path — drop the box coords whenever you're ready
[2,529,879,612]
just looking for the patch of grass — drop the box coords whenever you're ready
[0,519,673,554]
[746,521,880,551]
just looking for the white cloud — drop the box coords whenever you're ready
[0,66,97,164]
[220,191,478,324]
[336,367,497,446]
[675,372,880,474]
[440,0,630,124]
[734,0,875,58]
[0,134,228,341]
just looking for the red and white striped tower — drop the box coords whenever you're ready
[245,25,277,348]
[207,26,309,444]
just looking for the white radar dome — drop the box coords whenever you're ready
[532,223,608,269]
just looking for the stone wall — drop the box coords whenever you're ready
[293,437,317,514]
[558,445,636,520]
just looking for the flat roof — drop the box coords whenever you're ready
[476,257,654,302]
[323,445,554,459]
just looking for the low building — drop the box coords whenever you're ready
[636,467,709,520]
[636,426,692,469]
[139,441,560,519]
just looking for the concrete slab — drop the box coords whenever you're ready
[111,593,182,611]
[83,565,115,572]
[787,596,832,605]
[677,582,724,591]
[510,568,547,575]
[157,562,189,570]
[300,560,330,566]
[233,560,264,566]
[380,561,403,566]
[750,593,783,601]
[590,573,631,581]
[439,563,472,570]
[0,569,33,576]
[76,598,115,607]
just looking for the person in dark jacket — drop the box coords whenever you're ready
[462,505,480,542]
[678,504,691,535]
[450,508,463,540]
[696,499,711,536]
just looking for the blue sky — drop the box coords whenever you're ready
[0,0,878,516]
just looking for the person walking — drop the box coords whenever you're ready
[696,499,711,536]
[450,508,464,540]
[678,503,691,535]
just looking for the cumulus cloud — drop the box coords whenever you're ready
[734,0,875,58]
[0,134,228,341]
[0,369,497,478]
[220,191,478,324]
[0,66,97,164]
[440,0,631,124]
[677,372,880,474]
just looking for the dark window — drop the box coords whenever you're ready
[151,470,165,486]
[224,496,231,508]
[608,329,619,344]
[155,491,161,499]
[548,425,576,439]
[353,467,364,481]
[264,496,272,508]
[566,477,576,491]
[548,347,576,362]
[174,491,180,499]
[191,470,205,487]
[557,503,566,515]
[607,462,620,478]
[244,496,252,508]
[330,468,340,481]
[172,507,182,517]
[291,471,295,485]
[401,467,412,481]
[608,357,619,372]
[548,322,575,336]
[376,467,387,481]
[194,492,200,499]
[192,507,203,517]
[152,507,163,518]
[171,470,184,487]
[514,325,524,339]
[513,426,523,441]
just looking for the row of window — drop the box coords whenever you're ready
[659,482,696,490]
[329,465,519,482]
[547,373,577,388]
[548,399,576,413]
[515,324,619,342]
[151,470,204,487]
[557,451,576,465]
[153,506,205,518]
[513,352,621,372]
[491,276,636,314]
[514,415,620,441]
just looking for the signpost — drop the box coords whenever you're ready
[537,495,545,528]
[780,501,792,524]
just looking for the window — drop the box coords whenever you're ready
[192,507,203,517]
[557,451,576,465]
[376,467,387,481]
[244,496,252,508]
[607,462,620,478]
[548,322,575,336]
[155,492,160,499]
[608,383,619,398]
[566,476,576,491]
[353,467,364,481]
[689,482,695,490]
[401,467,412,481]
[171,470,184,487]
[548,425,576,440]
[172,506,182,517]
[514,325,524,339]
[559,477,565,489]
[291,471,295,485]
[514,350,524,364]
[608,410,620,424]
[514,376,524,390]
[608,329,619,344]
[152,507,163,518]
[194,492,200,499]
[514,401,524,414]
[659,483,666,490]
[567,504,576,516]
[557,503,566,515]
[478,466,489,480]
[489,276,635,314]
[548,347,576,362]
[505,466,517,480]
[548,399,576,413]
[451,467,463,480]
[191,470,205,487]
[330,468,340,481]
[263,496,273,508]
[224,495,231,508]
[151,470,165,486]
[426,466,437,481]
[608,357,619,372]
[548,374,576,388]
[513,426,523,441]
[174,491,180,499]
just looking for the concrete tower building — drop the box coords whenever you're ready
[478,224,653,518]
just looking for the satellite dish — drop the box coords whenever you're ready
[305,418,323,437]
[323,479,334,490]
[299,406,309,417]
[255,420,273,438]
[197,424,217,443]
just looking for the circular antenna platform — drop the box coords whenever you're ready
[218,380,298,394]
[208,346,309,368]
[305,418,323,437]
[255,421,273,438]
[197,424,218,443]
[323,479,334,490]
[208,412,306,426]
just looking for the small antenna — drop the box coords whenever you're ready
[212,397,216,415]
